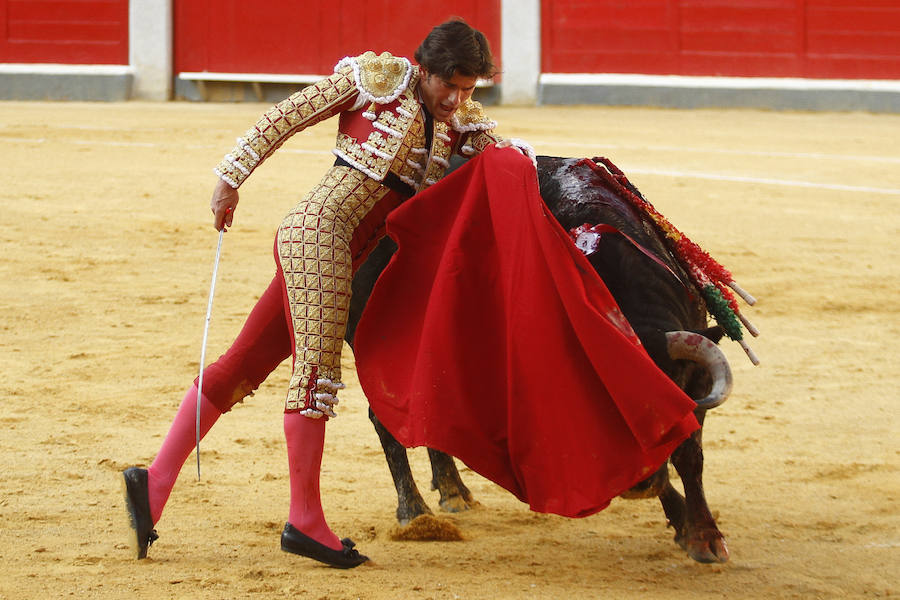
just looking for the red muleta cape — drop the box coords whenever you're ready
[355,147,699,518]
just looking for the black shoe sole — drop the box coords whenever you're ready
[122,467,158,559]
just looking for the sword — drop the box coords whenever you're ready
[196,227,225,480]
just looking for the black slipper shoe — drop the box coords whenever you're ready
[122,467,159,559]
[280,523,369,568]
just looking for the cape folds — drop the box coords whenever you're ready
[354,147,699,518]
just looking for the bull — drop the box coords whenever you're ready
[345,155,749,564]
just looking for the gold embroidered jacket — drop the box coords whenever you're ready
[214,51,502,193]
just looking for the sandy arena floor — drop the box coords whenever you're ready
[0,100,897,599]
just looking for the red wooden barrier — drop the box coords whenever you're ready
[174,0,502,75]
[806,0,900,78]
[0,0,128,64]
[3,0,899,81]
[541,0,900,79]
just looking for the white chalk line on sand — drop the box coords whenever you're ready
[535,139,900,165]
[624,167,900,195]
[8,135,900,195]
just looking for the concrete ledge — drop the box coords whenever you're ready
[0,64,133,101]
[540,73,900,112]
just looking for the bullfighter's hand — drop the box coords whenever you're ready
[210,178,239,231]
[494,138,521,153]
[495,138,537,167]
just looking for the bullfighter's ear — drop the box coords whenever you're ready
[693,326,725,344]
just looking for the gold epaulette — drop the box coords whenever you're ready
[334,51,413,105]
[450,99,498,133]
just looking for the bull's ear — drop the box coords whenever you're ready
[693,326,724,344]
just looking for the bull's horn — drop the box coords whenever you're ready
[665,331,734,409]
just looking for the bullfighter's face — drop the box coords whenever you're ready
[418,69,478,123]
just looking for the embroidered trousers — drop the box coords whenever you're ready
[196,166,404,413]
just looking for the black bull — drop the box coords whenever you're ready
[344,155,731,564]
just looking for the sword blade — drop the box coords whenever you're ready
[196,228,225,480]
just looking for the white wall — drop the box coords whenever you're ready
[500,0,541,105]
[129,0,173,100]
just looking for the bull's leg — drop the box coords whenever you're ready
[668,412,729,563]
[368,408,433,524]
[659,480,687,536]
[427,448,478,513]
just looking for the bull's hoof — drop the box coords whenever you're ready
[675,528,730,563]
[439,494,480,513]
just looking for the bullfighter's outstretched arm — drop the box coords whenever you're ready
[213,68,361,189]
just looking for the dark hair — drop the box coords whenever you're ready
[414,18,497,80]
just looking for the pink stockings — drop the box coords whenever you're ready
[145,386,342,550]
[284,412,341,550]
[145,270,343,550]
[147,385,221,524]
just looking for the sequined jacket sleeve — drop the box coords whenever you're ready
[214,68,359,188]
[460,129,503,157]
[450,100,503,159]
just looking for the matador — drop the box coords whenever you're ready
[122,20,532,569]
[214,49,513,415]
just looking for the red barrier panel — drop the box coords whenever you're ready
[174,1,501,76]
[0,0,128,64]
[541,0,900,79]
[4,0,898,81]
[806,1,900,78]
